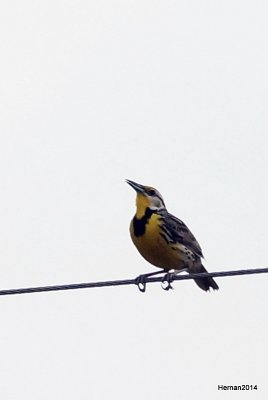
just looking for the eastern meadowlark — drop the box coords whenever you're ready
[126,179,219,292]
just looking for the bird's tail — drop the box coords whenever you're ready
[193,264,219,292]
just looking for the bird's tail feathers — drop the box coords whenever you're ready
[193,264,219,292]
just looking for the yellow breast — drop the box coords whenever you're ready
[130,213,185,270]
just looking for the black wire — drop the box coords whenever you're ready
[0,267,267,296]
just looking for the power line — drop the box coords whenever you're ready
[0,267,267,297]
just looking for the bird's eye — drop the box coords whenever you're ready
[148,189,156,196]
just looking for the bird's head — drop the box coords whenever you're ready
[126,179,166,218]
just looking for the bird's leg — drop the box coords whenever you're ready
[161,271,175,291]
[135,270,166,293]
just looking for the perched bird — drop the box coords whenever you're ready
[126,179,219,292]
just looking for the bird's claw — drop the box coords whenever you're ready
[161,273,174,291]
[135,270,174,292]
[135,275,147,293]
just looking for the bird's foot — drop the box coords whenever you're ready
[135,270,166,292]
[135,274,148,293]
[161,272,174,291]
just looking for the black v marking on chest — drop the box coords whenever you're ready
[133,208,155,237]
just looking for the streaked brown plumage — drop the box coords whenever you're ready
[126,179,219,291]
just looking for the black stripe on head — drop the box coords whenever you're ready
[146,188,166,210]
[154,193,165,208]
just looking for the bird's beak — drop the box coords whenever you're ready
[126,179,145,193]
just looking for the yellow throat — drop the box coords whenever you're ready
[135,193,151,219]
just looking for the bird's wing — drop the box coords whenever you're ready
[163,212,204,258]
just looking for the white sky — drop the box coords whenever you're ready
[0,0,268,399]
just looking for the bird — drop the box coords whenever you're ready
[126,179,219,292]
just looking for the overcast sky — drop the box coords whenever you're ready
[0,1,268,399]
